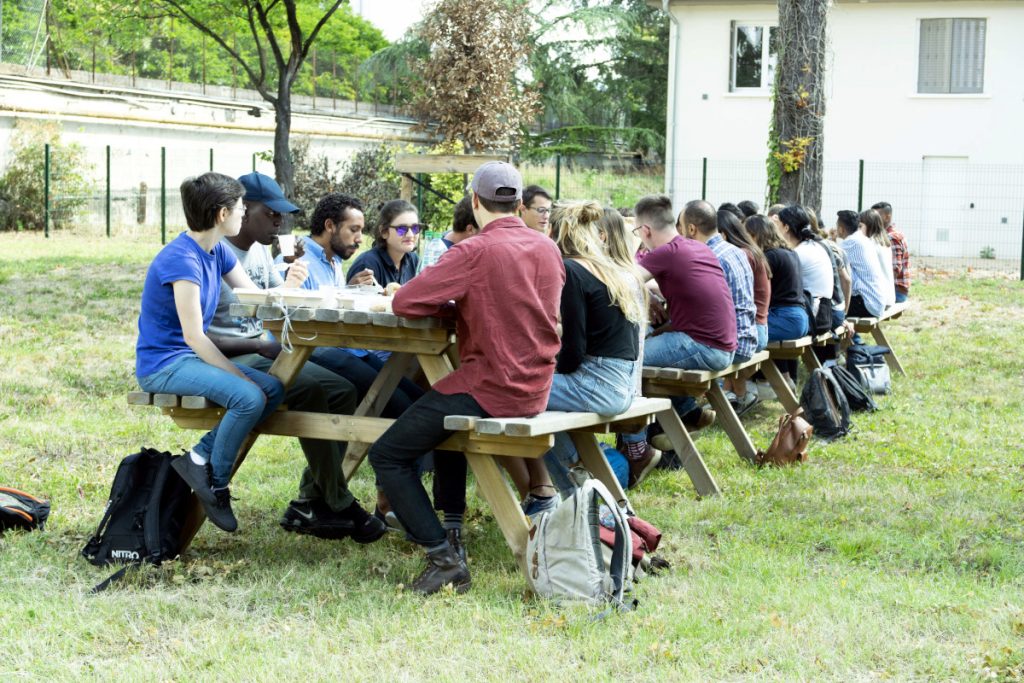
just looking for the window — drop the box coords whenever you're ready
[730,22,778,92]
[918,18,986,94]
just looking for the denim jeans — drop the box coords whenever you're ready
[895,291,908,303]
[643,330,734,417]
[767,305,809,341]
[756,323,768,352]
[368,390,484,547]
[237,354,357,512]
[310,348,420,418]
[138,354,284,487]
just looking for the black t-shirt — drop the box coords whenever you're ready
[765,248,804,308]
[557,259,639,374]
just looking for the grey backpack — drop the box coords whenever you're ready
[525,479,633,607]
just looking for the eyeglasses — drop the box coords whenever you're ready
[391,224,422,237]
[530,207,551,216]
[632,223,649,237]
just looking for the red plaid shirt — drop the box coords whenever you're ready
[887,224,911,293]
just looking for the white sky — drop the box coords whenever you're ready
[351,0,430,42]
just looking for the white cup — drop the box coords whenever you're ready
[277,234,296,258]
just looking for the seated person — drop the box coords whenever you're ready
[836,210,887,318]
[420,194,479,271]
[206,172,385,543]
[861,208,897,307]
[871,201,910,303]
[135,172,286,533]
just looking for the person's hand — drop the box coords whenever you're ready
[843,320,856,338]
[258,339,282,360]
[283,259,308,288]
[349,268,378,287]
[648,295,668,327]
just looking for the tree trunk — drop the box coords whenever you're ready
[273,88,295,201]
[771,0,828,212]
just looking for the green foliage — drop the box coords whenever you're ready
[332,143,401,233]
[406,141,467,234]
[979,245,996,259]
[520,125,664,163]
[0,120,93,232]
[289,137,344,222]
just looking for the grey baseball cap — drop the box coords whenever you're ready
[470,161,523,202]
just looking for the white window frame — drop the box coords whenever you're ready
[916,17,987,95]
[729,21,778,93]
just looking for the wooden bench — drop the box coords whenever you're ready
[641,350,789,464]
[846,301,909,375]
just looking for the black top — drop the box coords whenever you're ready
[557,259,639,375]
[765,248,804,308]
[347,246,420,287]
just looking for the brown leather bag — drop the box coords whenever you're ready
[755,408,813,466]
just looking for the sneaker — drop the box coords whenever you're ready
[209,487,238,533]
[627,446,661,488]
[410,544,471,595]
[723,390,738,404]
[682,406,716,433]
[446,527,467,565]
[650,433,673,452]
[171,455,237,532]
[280,500,386,543]
[755,380,777,402]
[521,493,558,517]
[733,391,759,417]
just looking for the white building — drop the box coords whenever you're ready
[656,0,1024,263]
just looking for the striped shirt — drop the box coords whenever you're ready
[707,235,757,360]
[840,231,886,318]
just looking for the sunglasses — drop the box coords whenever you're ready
[390,224,422,237]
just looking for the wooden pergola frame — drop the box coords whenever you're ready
[394,153,511,202]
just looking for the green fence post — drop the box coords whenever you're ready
[160,146,167,245]
[105,145,111,238]
[701,157,708,201]
[44,143,50,238]
[857,159,864,211]
[251,153,256,172]
[555,154,561,200]
[209,148,214,172]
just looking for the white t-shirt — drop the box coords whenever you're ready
[875,242,896,306]
[209,241,283,339]
[795,240,834,300]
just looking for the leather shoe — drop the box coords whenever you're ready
[627,445,661,488]
[410,544,471,595]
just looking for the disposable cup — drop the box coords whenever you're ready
[278,234,296,258]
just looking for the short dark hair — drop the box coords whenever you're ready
[308,193,363,237]
[836,210,859,237]
[522,185,552,208]
[737,200,759,218]
[870,201,892,215]
[778,204,814,241]
[374,199,418,248]
[682,200,717,235]
[180,172,244,232]
[718,202,743,221]
[634,194,675,231]
[479,195,520,215]
[452,194,478,233]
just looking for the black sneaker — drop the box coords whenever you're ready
[280,500,386,544]
[410,544,471,595]
[209,487,238,533]
[446,527,467,565]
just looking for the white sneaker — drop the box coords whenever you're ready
[755,380,776,401]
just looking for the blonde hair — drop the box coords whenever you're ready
[551,201,646,324]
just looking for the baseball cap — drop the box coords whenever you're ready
[470,161,523,202]
[237,172,300,214]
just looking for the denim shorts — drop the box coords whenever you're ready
[548,355,636,416]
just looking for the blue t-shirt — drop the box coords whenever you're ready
[135,232,238,378]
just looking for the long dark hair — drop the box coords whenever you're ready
[719,211,770,277]
[777,204,815,242]
[745,214,787,252]
[374,199,417,249]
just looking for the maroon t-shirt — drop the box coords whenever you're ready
[743,247,771,325]
[393,216,565,417]
[640,235,737,352]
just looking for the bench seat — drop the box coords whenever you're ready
[641,350,770,385]
[845,301,909,375]
[444,396,672,437]
[128,391,217,410]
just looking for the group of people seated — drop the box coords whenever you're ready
[134,162,910,596]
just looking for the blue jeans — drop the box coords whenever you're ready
[895,291,908,303]
[644,330,734,417]
[368,390,483,548]
[138,354,284,487]
[756,323,768,352]
[767,305,809,341]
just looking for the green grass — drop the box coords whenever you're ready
[2,233,1024,681]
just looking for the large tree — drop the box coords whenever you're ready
[768,0,829,210]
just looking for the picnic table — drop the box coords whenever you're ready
[132,290,720,575]
[846,301,910,375]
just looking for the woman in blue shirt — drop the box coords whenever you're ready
[135,173,285,533]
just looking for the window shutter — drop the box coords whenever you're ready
[918,19,952,93]
[950,19,985,93]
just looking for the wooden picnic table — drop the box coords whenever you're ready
[137,293,719,575]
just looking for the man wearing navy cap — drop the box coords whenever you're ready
[207,172,387,544]
[367,161,565,595]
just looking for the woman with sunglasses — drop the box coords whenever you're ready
[346,199,422,289]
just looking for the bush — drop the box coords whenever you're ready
[0,119,93,231]
[290,137,344,222]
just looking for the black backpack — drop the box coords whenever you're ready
[830,365,877,412]
[81,448,193,592]
[0,487,51,532]
[799,367,851,442]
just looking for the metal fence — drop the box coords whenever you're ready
[7,144,1023,279]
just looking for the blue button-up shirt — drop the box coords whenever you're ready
[840,231,887,318]
[707,234,757,360]
[294,236,346,290]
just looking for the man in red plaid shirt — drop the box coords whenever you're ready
[872,201,910,302]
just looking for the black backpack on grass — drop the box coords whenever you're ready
[81,448,192,592]
[830,365,877,413]
[0,487,50,532]
[799,367,851,442]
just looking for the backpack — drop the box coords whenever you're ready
[830,365,877,412]
[0,487,51,533]
[799,367,851,442]
[803,290,834,336]
[526,479,633,608]
[847,344,892,395]
[81,448,193,592]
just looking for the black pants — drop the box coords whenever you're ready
[368,390,479,547]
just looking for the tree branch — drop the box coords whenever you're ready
[301,2,344,64]
[252,0,286,72]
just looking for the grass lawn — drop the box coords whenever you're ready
[1,233,1023,681]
